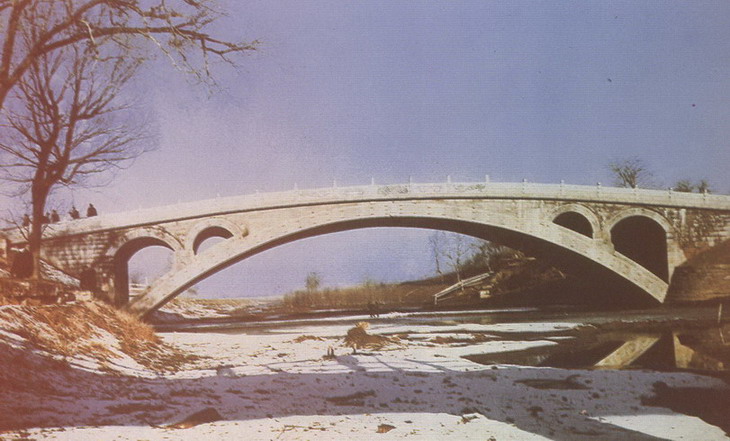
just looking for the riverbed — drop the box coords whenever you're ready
[8,304,729,440]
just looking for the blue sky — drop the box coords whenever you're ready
[5,1,730,296]
[127,0,729,202]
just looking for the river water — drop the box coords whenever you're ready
[156,303,730,374]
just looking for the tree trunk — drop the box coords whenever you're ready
[29,181,48,279]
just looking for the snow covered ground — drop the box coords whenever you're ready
[1,309,729,440]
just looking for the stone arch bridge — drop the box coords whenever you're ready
[5,181,730,317]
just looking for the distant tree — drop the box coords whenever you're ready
[467,241,505,272]
[673,179,712,194]
[429,232,444,276]
[305,272,321,293]
[608,157,653,188]
[467,242,523,273]
[429,231,481,284]
[361,276,380,289]
[674,179,695,193]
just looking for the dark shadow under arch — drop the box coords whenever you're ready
[137,216,663,317]
[114,237,175,306]
[553,212,593,238]
[611,216,669,282]
[193,226,234,254]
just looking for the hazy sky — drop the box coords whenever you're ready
[5,1,730,297]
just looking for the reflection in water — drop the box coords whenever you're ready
[466,324,730,372]
[595,335,661,368]
[674,326,729,371]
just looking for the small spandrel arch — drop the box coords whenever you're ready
[611,215,669,282]
[553,211,593,238]
[113,236,177,307]
[193,226,234,254]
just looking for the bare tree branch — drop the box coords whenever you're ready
[608,157,654,189]
[0,0,257,110]
[1,42,149,278]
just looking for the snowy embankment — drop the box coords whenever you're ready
[0,302,728,440]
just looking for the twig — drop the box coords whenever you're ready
[718,303,723,325]
[275,424,326,439]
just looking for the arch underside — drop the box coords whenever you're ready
[553,212,593,238]
[611,216,669,282]
[127,213,669,317]
[193,226,234,254]
[114,236,175,307]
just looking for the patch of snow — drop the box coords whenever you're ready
[22,413,553,440]
[593,414,729,440]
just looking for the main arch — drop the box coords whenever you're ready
[127,200,669,317]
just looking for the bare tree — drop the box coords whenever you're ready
[305,272,321,293]
[0,43,147,277]
[469,242,523,272]
[697,179,711,194]
[0,0,257,112]
[608,157,653,188]
[428,232,444,276]
[429,231,480,284]
[674,179,695,193]
[673,179,712,194]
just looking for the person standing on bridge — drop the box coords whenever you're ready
[87,203,97,217]
[69,206,80,220]
[50,210,60,223]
